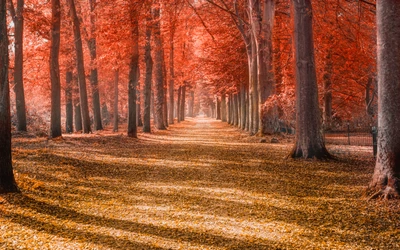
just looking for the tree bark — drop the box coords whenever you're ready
[0,0,18,193]
[65,71,73,133]
[234,94,239,126]
[216,96,221,120]
[249,0,259,135]
[113,69,119,132]
[8,0,26,132]
[180,83,186,121]
[143,15,153,133]
[153,2,166,130]
[136,67,143,127]
[290,0,331,159]
[127,6,139,138]
[259,0,277,135]
[221,92,227,122]
[68,0,91,133]
[73,74,82,132]
[168,29,175,124]
[177,85,182,122]
[189,90,194,117]
[50,0,62,138]
[87,0,102,131]
[368,0,400,199]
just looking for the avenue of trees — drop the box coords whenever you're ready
[0,0,399,199]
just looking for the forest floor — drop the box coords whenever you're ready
[1,117,399,250]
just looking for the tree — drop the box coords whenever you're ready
[113,69,119,132]
[290,0,331,159]
[50,0,62,138]
[127,3,140,138]
[153,1,167,130]
[8,0,26,132]
[87,0,103,131]
[0,0,18,193]
[68,0,91,134]
[143,10,153,133]
[368,0,400,199]
[65,71,73,133]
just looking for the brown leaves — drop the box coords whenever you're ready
[1,118,399,249]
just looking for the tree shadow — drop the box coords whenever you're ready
[6,194,290,249]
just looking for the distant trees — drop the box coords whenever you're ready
[0,0,18,193]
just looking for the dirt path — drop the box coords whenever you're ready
[1,118,399,249]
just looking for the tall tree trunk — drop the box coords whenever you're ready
[249,0,259,135]
[290,0,330,159]
[259,0,276,135]
[216,96,221,120]
[65,71,73,133]
[136,67,143,127]
[180,83,186,121]
[113,69,119,132]
[228,94,232,124]
[153,2,166,130]
[168,29,175,124]
[50,0,62,138]
[68,0,91,133]
[143,15,153,133]
[177,85,182,122]
[8,0,26,131]
[234,94,239,126]
[221,92,227,122]
[163,58,168,127]
[73,74,82,132]
[87,0,102,131]
[189,90,194,117]
[127,6,139,138]
[368,0,400,199]
[0,0,18,193]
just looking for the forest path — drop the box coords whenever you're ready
[1,118,399,249]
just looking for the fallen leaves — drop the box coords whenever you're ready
[0,117,399,249]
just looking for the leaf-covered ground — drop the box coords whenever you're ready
[1,118,399,249]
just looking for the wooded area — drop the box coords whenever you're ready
[1,0,400,248]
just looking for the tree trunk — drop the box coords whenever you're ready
[153,3,166,130]
[113,69,119,132]
[290,0,331,159]
[73,74,82,132]
[163,59,168,127]
[234,94,239,126]
[143,15,153,133]
[221,92,227,122]
[127,6,139,138]
[68,0,91,133]
[8,0,26,132]
[177,85,182,122]
[50,0,62,138]
[87,0,102,131]
[168,29,175,124]
[249,0,259,135]
[216,96,221,120]
[189,90,194,117]
[368,0,400,199]
[136,67,143,127]
[0,0,18,193]
[65,71,73,133]
[259,0,276,135]
[180,83,186,121]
